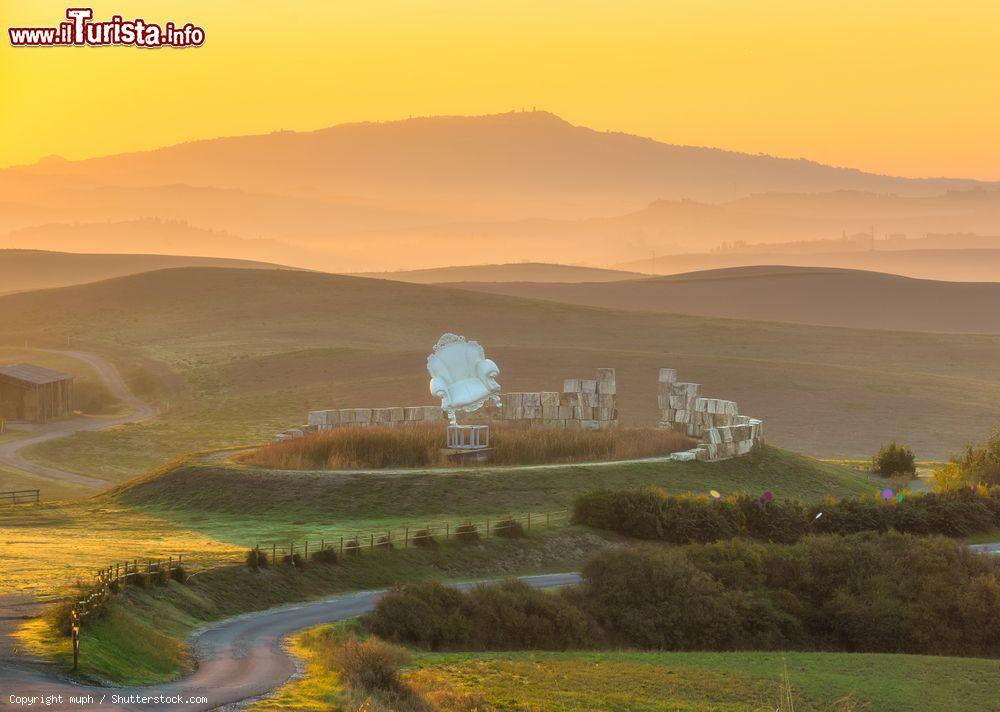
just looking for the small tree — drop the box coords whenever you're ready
[956,427,1000,486]
[872,441,916,478]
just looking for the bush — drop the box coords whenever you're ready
[310,547,338,564]
[376,535,395,550]
[246,549,269,568]
[170,565,188,584]
[573,486,1000,544]
[493,518,525,538]
[411,529,437,548]
[364,580,592,651]
[363,535,1000,658]
[872,441,916,477]
[152,567,169,586]
[336,637,410,694]
[955,427,1000,486]
[282,553,306,569]
[133,572,150,589]
[344,538,362,556]
[454,523,479,544]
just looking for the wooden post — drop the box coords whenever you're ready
[486,518,490,537]
[446,522,450,539]
[70,609,80,672]
[340,537,344,555]
[546,512,550,528]
[305,541,309,560]
[370,533,374,549]
[404,527,409,548]
[272,543,276,565]
[527,513,531,530]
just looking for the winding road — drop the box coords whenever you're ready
[0,349,155,489]
[0,573,581,711]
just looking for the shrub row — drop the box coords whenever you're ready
[572,486,1000,544]
[364,533,1000,657]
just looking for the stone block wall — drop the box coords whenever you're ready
[658,368,764,461]
[495,368,618,431]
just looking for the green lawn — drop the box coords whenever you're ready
[396,650,1000,712]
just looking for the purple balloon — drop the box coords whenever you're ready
[881,488,894,500]
[762,490,774,502]
[755,500,765,510]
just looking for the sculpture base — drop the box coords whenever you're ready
[442,446,494,464]
[446,424,490,450]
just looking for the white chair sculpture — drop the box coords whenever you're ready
[427,333,501,427]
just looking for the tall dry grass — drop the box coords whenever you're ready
[246,424,695,470]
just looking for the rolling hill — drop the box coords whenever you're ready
[444,266,1000,333]
[4,113,1000,271]
[354,262,646,283]
[0,248,291,294]
[0,267,997,468]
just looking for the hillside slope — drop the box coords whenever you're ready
[0,248,290,294]
[446,266,1000,333]
[0,267,997,462]
[355,262,646,283]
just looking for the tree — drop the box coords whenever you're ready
[872,441,916,478]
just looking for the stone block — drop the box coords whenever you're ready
[659,368,677,384]
[581,419,600,431]
[541,405,559,420]
[523,392,542,407]
[540,391,560,408]
[598,393,616,408]
[352,408,370,423]
[581,380,598,394]
[563,379,582,393]
[558,405,574,419]
[596,368,617,394]
[390,407,405,421]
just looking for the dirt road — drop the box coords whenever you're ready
[0,349,155,489]
[0,572,580,711]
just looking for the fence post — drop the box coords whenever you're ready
[370,533,374,550]
[340,537,344,555]
[404,527,409,548]
[305,541,309,560]
[486,518,490,537]
[527,513,531,530]
[446,522,450,540]
[70,609,80,672]
[272,543,276,565]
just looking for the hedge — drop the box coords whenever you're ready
[572,486,1000,544]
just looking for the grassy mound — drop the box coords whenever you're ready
[111,447,875,524]
[245,424,695,470]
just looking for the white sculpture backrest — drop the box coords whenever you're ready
[427,333,501,425]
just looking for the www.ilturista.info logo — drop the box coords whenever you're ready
[8,8,205,48]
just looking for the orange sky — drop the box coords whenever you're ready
[3,0,1000,179]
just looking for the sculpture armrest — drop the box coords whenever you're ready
[430,375,450,403]
[476,358,500,382]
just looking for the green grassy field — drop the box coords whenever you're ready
[257,626,1000,712]
[0,268,996,490]
[108,446,876,546]
[21,529,612,684]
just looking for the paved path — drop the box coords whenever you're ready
[0,572,581,711]
[969,542,1000,555]
[0,349,155,489]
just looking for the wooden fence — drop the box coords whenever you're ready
[0,489,40,506]
[73,509,570,620]
[252,509,570,563]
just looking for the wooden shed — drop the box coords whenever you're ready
[0,363,74,424]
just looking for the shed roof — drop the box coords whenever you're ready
[0,363,74,385]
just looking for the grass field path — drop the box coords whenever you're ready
[0,573,579,711]
[0,349,155,488]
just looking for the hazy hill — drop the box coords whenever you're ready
[4,113,1000,270]
[446,266,1000,333]
[5,112,995,220]
[0,219,339,270]
[354,262,646,283]
[0,267,997,459]
[0,249,290,294]
[616,248,1000,283]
